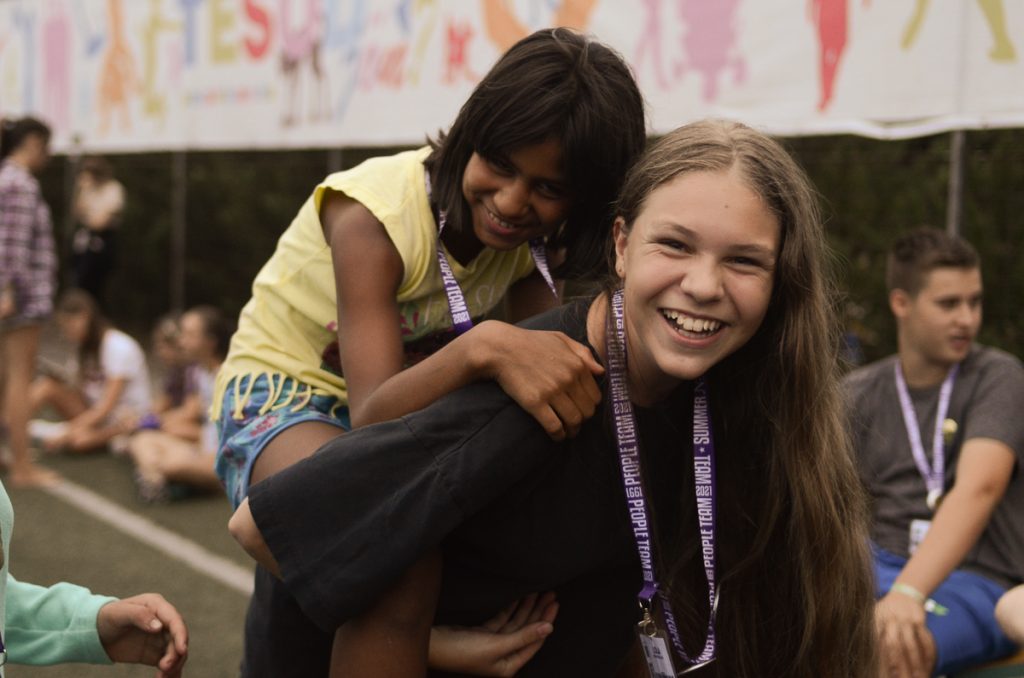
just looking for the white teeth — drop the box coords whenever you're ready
[661,310,721,334]
[487,209,518,230]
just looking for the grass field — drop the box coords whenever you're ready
[7,450,251,677]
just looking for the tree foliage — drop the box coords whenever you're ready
[37,131,1023,362]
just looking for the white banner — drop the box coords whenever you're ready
[1,0,1022,153]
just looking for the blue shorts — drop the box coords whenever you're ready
[215,374,350,510]
[873,545,1017,675]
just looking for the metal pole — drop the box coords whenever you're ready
[946,130,965,236]
[327,147,343,173]
[171,151,187,311]
[62,142,82,286]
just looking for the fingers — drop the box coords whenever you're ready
[121,593,189,673]
[562,334,605,376]
[481,599,518,633]
[505,593,539,632]
[525,592,558,626]
[149,594,189,658]
[494,623,554,676]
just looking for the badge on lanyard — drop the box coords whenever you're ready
[638,606,680,678]
[608,289,717,676]
[893,362,958,513]
[426,171,556,335]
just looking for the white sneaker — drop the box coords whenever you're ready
[28,419,68,443]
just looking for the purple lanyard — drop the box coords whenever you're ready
[608,288,717,667]
[426,171,557,335]
[893,362,959,511]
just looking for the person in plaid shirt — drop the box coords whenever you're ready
[1,116,59,487]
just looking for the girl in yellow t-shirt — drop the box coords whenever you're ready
[214,27,646,677]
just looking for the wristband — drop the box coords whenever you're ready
[890,583,949,616]
[138,413,162,430]
[891,582,925,603]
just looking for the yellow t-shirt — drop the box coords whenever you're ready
[213,147,536,418]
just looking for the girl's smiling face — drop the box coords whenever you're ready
[615,167,779,404]
[459,138,572,254]
[57,311,90,345]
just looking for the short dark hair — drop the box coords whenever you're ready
[424,28,647,280]
[185,305,235,361]
[885,227,980,295]
[78,156,115,183]
[0,116,51,160]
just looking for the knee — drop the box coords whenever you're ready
[229,498,278,575]
[996,586,1024,646]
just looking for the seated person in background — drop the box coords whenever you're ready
[996,585,1024,646]
[137,312,218,443]
[140,312,193,434]
[29,289,151,453]
[130,306,232,502]
[1,477,188,675]
[844,227,1024,677]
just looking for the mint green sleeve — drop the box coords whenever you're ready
[5,573,116,665]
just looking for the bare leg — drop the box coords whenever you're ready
[249,419,345,486]
[156,441,221,491]
[996,584,1024,645]
[64,420,131,454]
[29,374,88,421]
[129,429,169,485]
[229,420,346,576]
[330,550,442,678]
[2,325,59,487]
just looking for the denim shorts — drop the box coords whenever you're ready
[215,374,350,510]
[872,545,1017,675]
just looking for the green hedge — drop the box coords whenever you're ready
[38,130,1024,363]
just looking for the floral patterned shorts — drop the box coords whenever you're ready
[215,374,350,510]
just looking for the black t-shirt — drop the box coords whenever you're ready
[250,299,697,675]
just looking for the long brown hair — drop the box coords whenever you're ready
[613,120,877,677]
[56,289,111,382]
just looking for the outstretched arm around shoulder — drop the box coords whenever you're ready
[321,190,602,438]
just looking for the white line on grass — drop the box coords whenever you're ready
[46,479,254,596]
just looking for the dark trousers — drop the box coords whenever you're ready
[241,565,332,677]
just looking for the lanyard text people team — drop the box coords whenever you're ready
[427,172,556,334]
[608,288,717,675]
[893,362,959,511]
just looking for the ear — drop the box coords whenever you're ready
[613,218,628,279]
[889,288,912,319]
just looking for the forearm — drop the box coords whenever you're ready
[894,484,1001,595]
[71,407,108,430]
[349,321,503,428]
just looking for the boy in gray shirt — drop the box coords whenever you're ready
[845,228,1024,677]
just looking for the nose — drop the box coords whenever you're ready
[493,179,531,220]
[679,256,724,304]
[954,303,979,328]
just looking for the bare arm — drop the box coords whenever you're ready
[324,191,496,429]
[875,437,1015,677]
[892,438,1013,595]
[323,192,602,438]
[70,377,127,430]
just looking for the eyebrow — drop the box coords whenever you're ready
[656,222,777,260]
